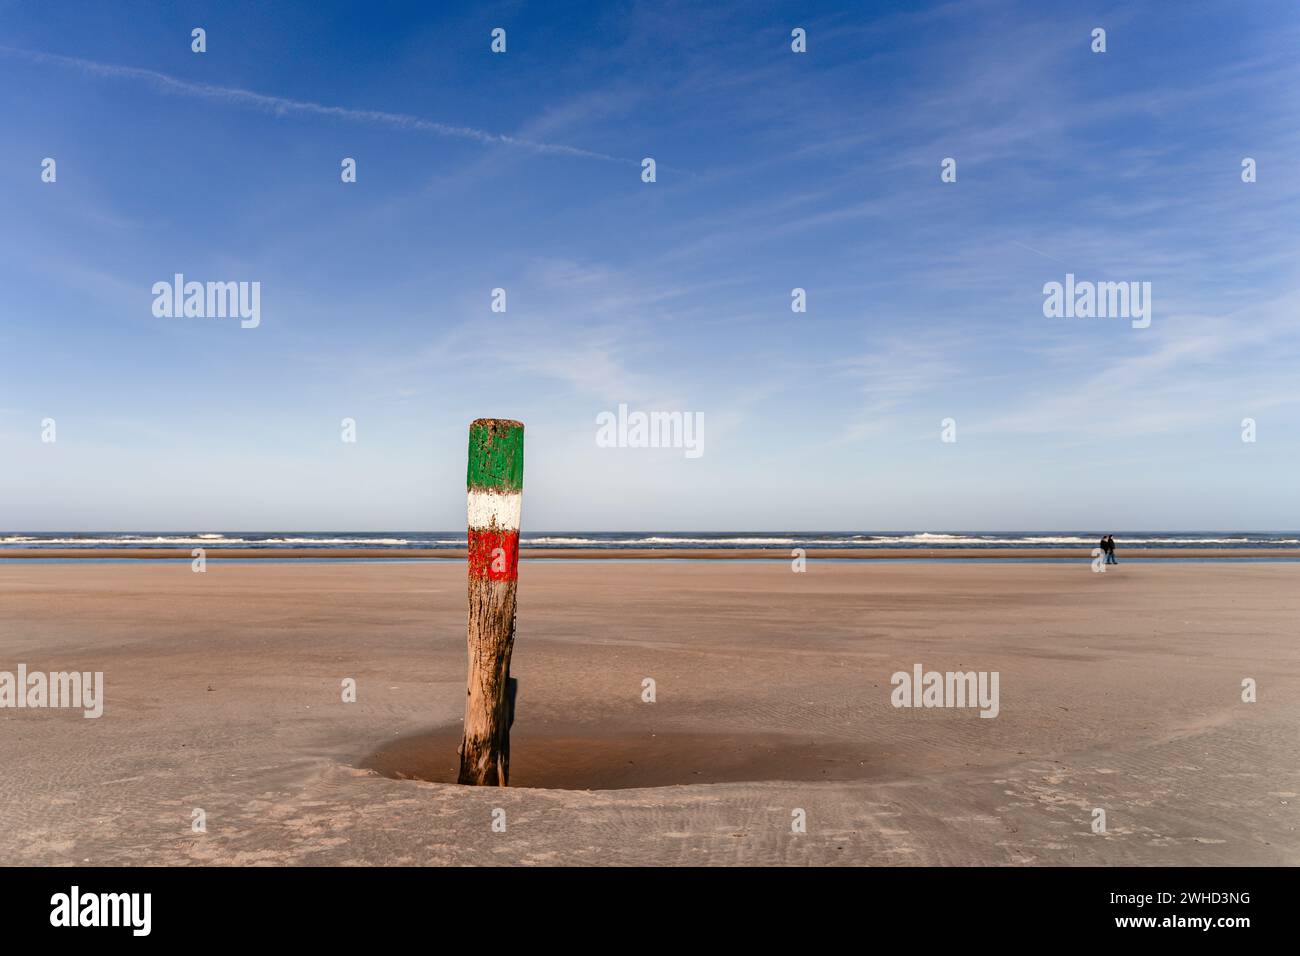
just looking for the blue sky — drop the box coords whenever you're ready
[2,0,1299,531]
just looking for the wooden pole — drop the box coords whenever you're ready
[458,418,523,786]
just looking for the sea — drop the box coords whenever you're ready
[2,531,1298,553]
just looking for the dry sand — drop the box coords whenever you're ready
[0,560,1296,865]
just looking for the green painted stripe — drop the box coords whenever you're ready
[467,419,524,492]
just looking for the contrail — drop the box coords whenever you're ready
[1010,239,1069,265]
[0,46,629,164]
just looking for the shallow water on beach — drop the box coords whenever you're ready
[5,530,1300,553]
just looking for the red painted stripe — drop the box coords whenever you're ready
[468,528,520,581]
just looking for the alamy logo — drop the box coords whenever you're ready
[1042,273,1151,329]
[50,886,150,936]
[0,665,103,718]
[152,273,261,328]
[596,403,704,459]
[890,664,999,718]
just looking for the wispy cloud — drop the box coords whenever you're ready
[836,338,964,443]
[982,291,1300,441]
[0,46,632,164]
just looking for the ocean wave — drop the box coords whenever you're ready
[522,537,604,545]
[3,532,1298,550]
[0,535,415,546]
[625,537,808,545]
[256,537,413,545]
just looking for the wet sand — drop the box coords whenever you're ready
[0,561,1296,865]
[2,547,1297,560]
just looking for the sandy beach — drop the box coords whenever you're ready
[3,547,1298,560]
[1,560,1296,866]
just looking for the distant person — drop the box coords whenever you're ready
[1105,535,1118,565]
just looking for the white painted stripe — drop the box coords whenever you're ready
[467,489,522,531]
